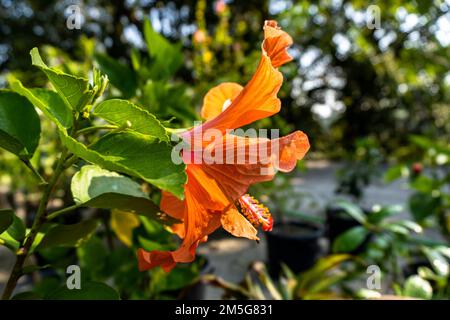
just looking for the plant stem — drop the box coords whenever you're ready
[21,159,47,186]
[46,204,79,221]
[1,149,68,300]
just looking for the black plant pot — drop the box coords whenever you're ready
[325,206,371,254]
[266,221,324,277]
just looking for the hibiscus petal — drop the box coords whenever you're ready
[263,20,294,68]
[201,82,243,120]
[184,20,293,142]
[201,131,310,200]
[137,164,228,271]
[160,191,185,220]
[137,248,176,272]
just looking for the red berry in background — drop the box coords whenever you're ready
[412,162,423,175]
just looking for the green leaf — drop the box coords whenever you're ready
[334,201,367,224]
[403,275,433,299]
[0,90,41,159]
[409,192,441,222]
[410,175,437,193]
[38,220,100,249]
[91,68,109,104]
[94,99,168,141]
[0,213,25,250]
[94,53,137,98]
[0,232,19,250]
[298,254,351,292]
[22,264,51,275]
[150,265,199,293]
[422,247,449,277]
[60,130,186,199]
[76,236,108,278]
[6,214,26,242]
[70,165,167,221]
[46,281,120,300]
[381,223,410,236]
[393,220,423,233]
[332,226,369,253]
[368,205,402,224]
[143,18,183,80]
[0,209,14,234]
[72,165,148,203]
[410,135,450,156]
[30,47,93,112]
[12,291,42,300]
[384,164,408,183]
[9,78,73,128]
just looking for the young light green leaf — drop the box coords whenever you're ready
[0,90,41,159]
[30,47,93,112]
[9,78,73,128]
[94,99,168,141]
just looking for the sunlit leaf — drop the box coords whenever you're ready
[30,47,93,112]
[0,90,41,159]
[70,165,171,222]
[60,130,186,199]
[94,99,168,141]
[9,78,73,128]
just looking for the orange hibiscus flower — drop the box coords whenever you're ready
[137,20,310,272]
